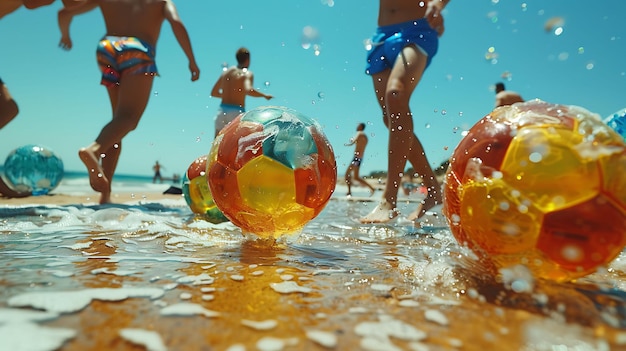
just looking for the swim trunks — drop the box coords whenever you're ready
[351,156,363,167]
[215,103,245,134]
[365,18,439,75]
[96,36,158,87]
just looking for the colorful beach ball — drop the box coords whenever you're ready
[3,144,64,195]
[207,106,337,238]
[182,155,228,223]
[604,108,626,141]
[443,100,626,282]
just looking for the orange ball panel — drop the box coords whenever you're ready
[217,120,265,171]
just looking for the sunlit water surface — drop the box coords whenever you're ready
[2,186,626,351]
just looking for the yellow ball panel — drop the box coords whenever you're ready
[460,178,543,255]
[501,126,599,212]
[237,155,297,213]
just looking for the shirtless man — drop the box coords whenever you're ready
[494,82,524,108]
[58,0,200,204]
[344,123,376,197]
[210,47,273,136]
[360,0,449,224]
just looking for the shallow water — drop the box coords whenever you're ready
[1,186,626,350]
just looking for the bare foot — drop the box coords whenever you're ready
[407,196,439,221]
[359,201,399,224]
[78,148,109,193]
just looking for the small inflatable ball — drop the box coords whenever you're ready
[208,106,337,238]
[605,108,626,141]
[3,144,64,195]
[443,100,626,282]
[182,155,228,223]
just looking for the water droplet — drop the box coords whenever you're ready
[441,110,447,116]
[264,81,270,87]
[153,91,158,96]
[196,137,201,142]
[425,123,431,129]
[318,91,325,99]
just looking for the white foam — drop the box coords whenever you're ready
[160,303,220,318]
[8,288,164,314]
[0,308,59,324]
[306,330,338,348]
[120,328,167,351]
[269,281,312,294]
[0,322,76,351]
[241,319,278,330]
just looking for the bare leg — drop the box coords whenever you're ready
[79,74,154,204]
[345,165,353,196]
[361,45,437,223]
[353,166,375,196]
[0,82,19,129]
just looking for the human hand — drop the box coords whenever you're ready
[189,62,200,81]
[426,1,445,36]
[59,36,72,50]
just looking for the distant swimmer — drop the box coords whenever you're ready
[210,47,273,136]
[494,82,524,108]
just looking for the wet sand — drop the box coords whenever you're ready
[2,187,626,350]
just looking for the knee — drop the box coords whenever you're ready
[385,79,408,101]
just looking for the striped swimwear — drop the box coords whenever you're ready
[96,36,158,87]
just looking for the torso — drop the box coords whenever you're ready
[353,131,368,157]
[378,0,428,26]
[219,66,251,107]
[99,0,167,46]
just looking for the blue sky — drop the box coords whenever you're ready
[1,0,625,179]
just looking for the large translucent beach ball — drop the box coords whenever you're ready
[3,144,64,195]
[182,155,228,223]
[207,106,337,238]
[604,108,626,141]
[443,100,626,282]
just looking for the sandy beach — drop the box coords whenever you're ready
[2,179,626,351]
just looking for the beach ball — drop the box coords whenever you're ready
[443,100,626,282]
[605,108,626,141]
[207,106,337,238]
[182,155,228,223]
[3,144,64,195]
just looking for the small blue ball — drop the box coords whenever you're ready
[605,108,626,141]
[3,145,64,195]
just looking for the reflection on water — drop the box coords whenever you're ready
[1,196,626,350]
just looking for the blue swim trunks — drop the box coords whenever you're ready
[96,36,158,87]
[365,18,439,75]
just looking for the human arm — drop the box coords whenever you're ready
[210,74,224,98]
[243,74,273,100]
[426,0,449,36]
[57,0,98,50]
[164,0,200,81]
[22,0,54,9]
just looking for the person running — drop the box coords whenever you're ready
[360,0,449,224]
[210,47,273,136]
[58,0,200,204]
[344,122,376,197]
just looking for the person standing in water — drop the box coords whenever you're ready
[210,47,273,136]
[344,122,376,197]
[58,0,200,204]
[360,0,449,224]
